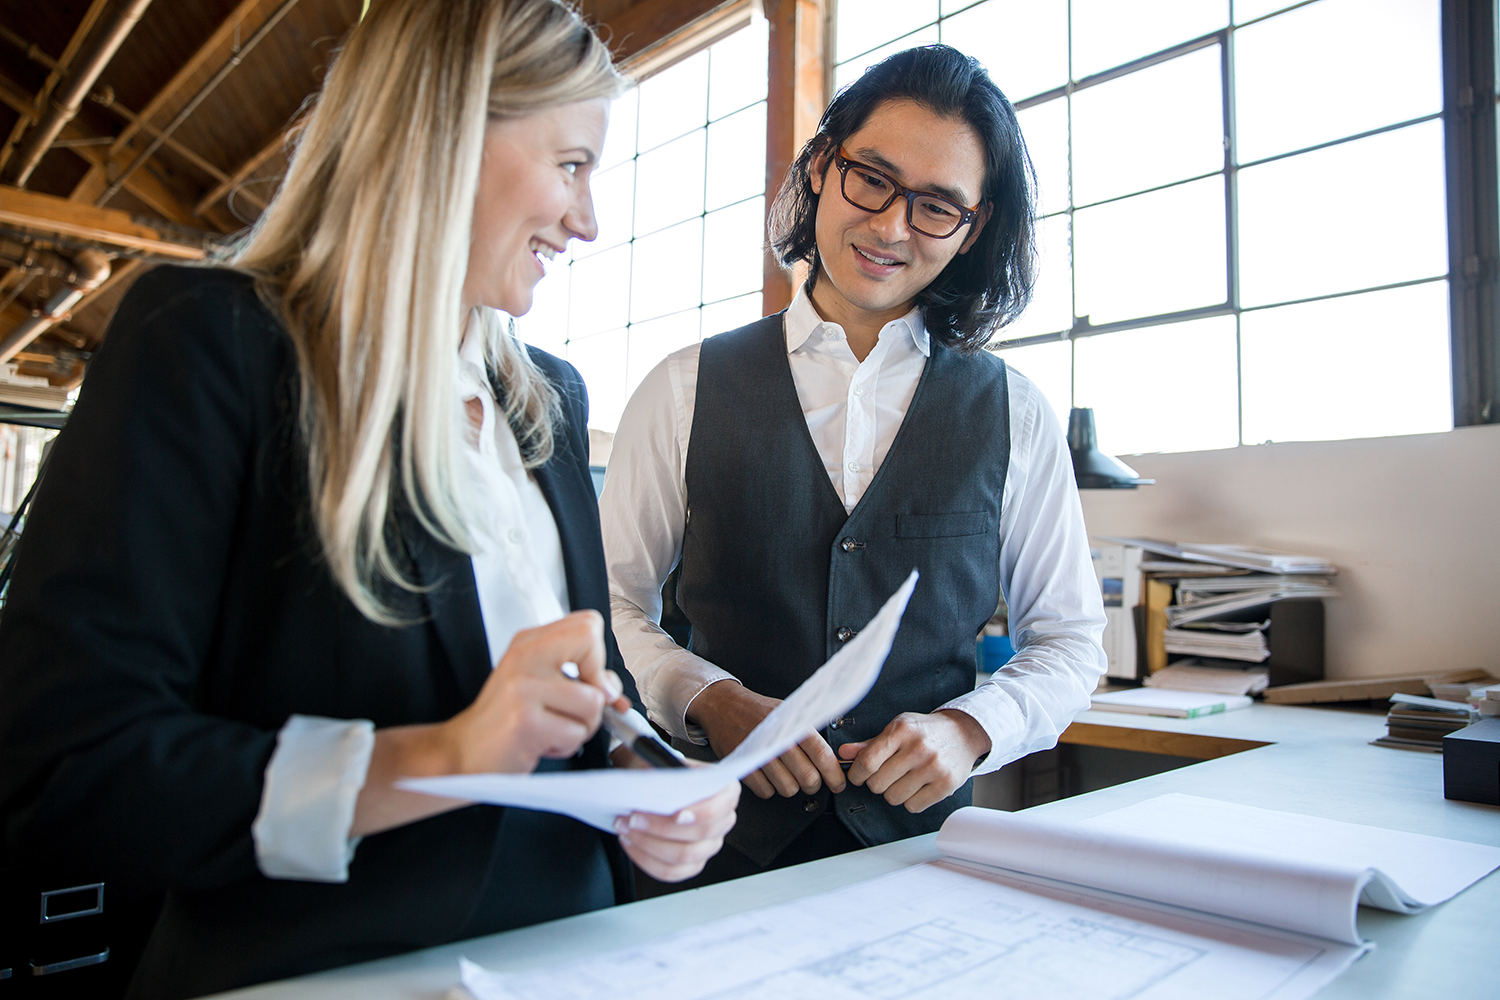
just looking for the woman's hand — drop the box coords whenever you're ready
[352,610,624,837]
[440,609,623,774]
[613,779,739,883]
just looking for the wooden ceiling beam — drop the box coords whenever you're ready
[109,0,267,156]
[0,69,218,233]
[599,0,742,67]
[194,126,286,217]
[0,187,205,260]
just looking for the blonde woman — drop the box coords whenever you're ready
[0,1,735,996]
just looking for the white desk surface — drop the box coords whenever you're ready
[210,704,1499,1000]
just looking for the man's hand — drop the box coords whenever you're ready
[687,680,846,800]
[839,710,991,813]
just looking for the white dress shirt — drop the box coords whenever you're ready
[600,285,1106,776]
[251,326,571,882]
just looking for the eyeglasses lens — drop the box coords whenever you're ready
[839,161,963,238]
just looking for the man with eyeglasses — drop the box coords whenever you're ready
[601,45,1106,886]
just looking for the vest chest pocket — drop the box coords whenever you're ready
[894,511,991,538]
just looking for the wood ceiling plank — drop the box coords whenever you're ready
[194,125,286,216]
[110,0,267,156]
[0,187,205,260]
[599,0,737,65]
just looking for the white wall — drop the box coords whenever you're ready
[1078,423,1500,680]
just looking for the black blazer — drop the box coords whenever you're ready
[0,266,634,998]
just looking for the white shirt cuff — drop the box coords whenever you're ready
[252,715,376,882]
[938,684,1030,777]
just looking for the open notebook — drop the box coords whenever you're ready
[460,793,1500,1000]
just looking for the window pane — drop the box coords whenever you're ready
[1233,0,1300,22]
[709,15,769,120]
[1016,98,1067,217]
[1074,316,1239,454]
[995,339,1072,432]
[513,262,569,356]
[569,244,631,337]
[702,291,764,336]
[1071,0,1228,79]
[940,0,1067,102]
[567,328,629,431]
[706,103,766,210]
[634,129,706,237]
[637,50,708,152]
[1002,213,1072,339]
[1240,282,1452,443]
[602,88,638,171]
[837,0,939,63]
[1235,0,1442,163]
[1073,176,1226,325]
[1238,121,1448,308]
[631,219,704,323]
[627,309,701,397]
[1072,45,1223,205]
[835,25,942,92]
[703,197,766,304]
[580,161,634,258]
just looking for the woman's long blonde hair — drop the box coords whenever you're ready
[234,0,623,623]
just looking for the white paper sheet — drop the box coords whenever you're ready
[458,860,1366,1000]
[934,794,1500,946]
[1084,793,1500,912]
[398,570,919,831]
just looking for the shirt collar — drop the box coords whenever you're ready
[784,283,931,358]
[455,321,489,401]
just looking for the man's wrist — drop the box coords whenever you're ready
[935,708,992,767]
[684,677,744,728]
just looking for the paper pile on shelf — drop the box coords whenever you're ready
[1144,662,1270,696]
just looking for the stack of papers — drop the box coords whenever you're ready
[1167,579,1339,626]
[1100,536,1336,575]
[1144,662,1270,696]
[1163,620,1270,662]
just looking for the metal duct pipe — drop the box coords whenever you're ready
[0,237,96,284]
[1,0,155,188]
[0,248,110,365]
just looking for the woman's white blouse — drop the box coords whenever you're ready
[250,329,570,882]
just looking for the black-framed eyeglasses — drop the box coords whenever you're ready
[831,147,982,239]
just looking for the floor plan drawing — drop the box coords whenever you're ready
[460,861,1362,1000]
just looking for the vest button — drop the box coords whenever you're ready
[836,627,855,642]
[804,799,819,813]
[830,715,844,730]
[840,537,857,552]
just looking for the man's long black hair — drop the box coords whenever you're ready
[768,45,1037,354]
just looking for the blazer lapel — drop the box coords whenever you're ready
[407,523,493,704]
[530,428,593,614]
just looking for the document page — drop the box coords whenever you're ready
[459,860,1364,1000]
[934,795,1500,946]
[1083,794,1500,913]
[936,806,1372,945]
[399,571,919,831]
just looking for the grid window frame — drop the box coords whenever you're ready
[513,22,770,433]
[831,0,1499,445]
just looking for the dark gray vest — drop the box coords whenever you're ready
[679,312,1010,865]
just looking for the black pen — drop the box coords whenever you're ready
[562,661,686,769]
[601,704,688,769]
